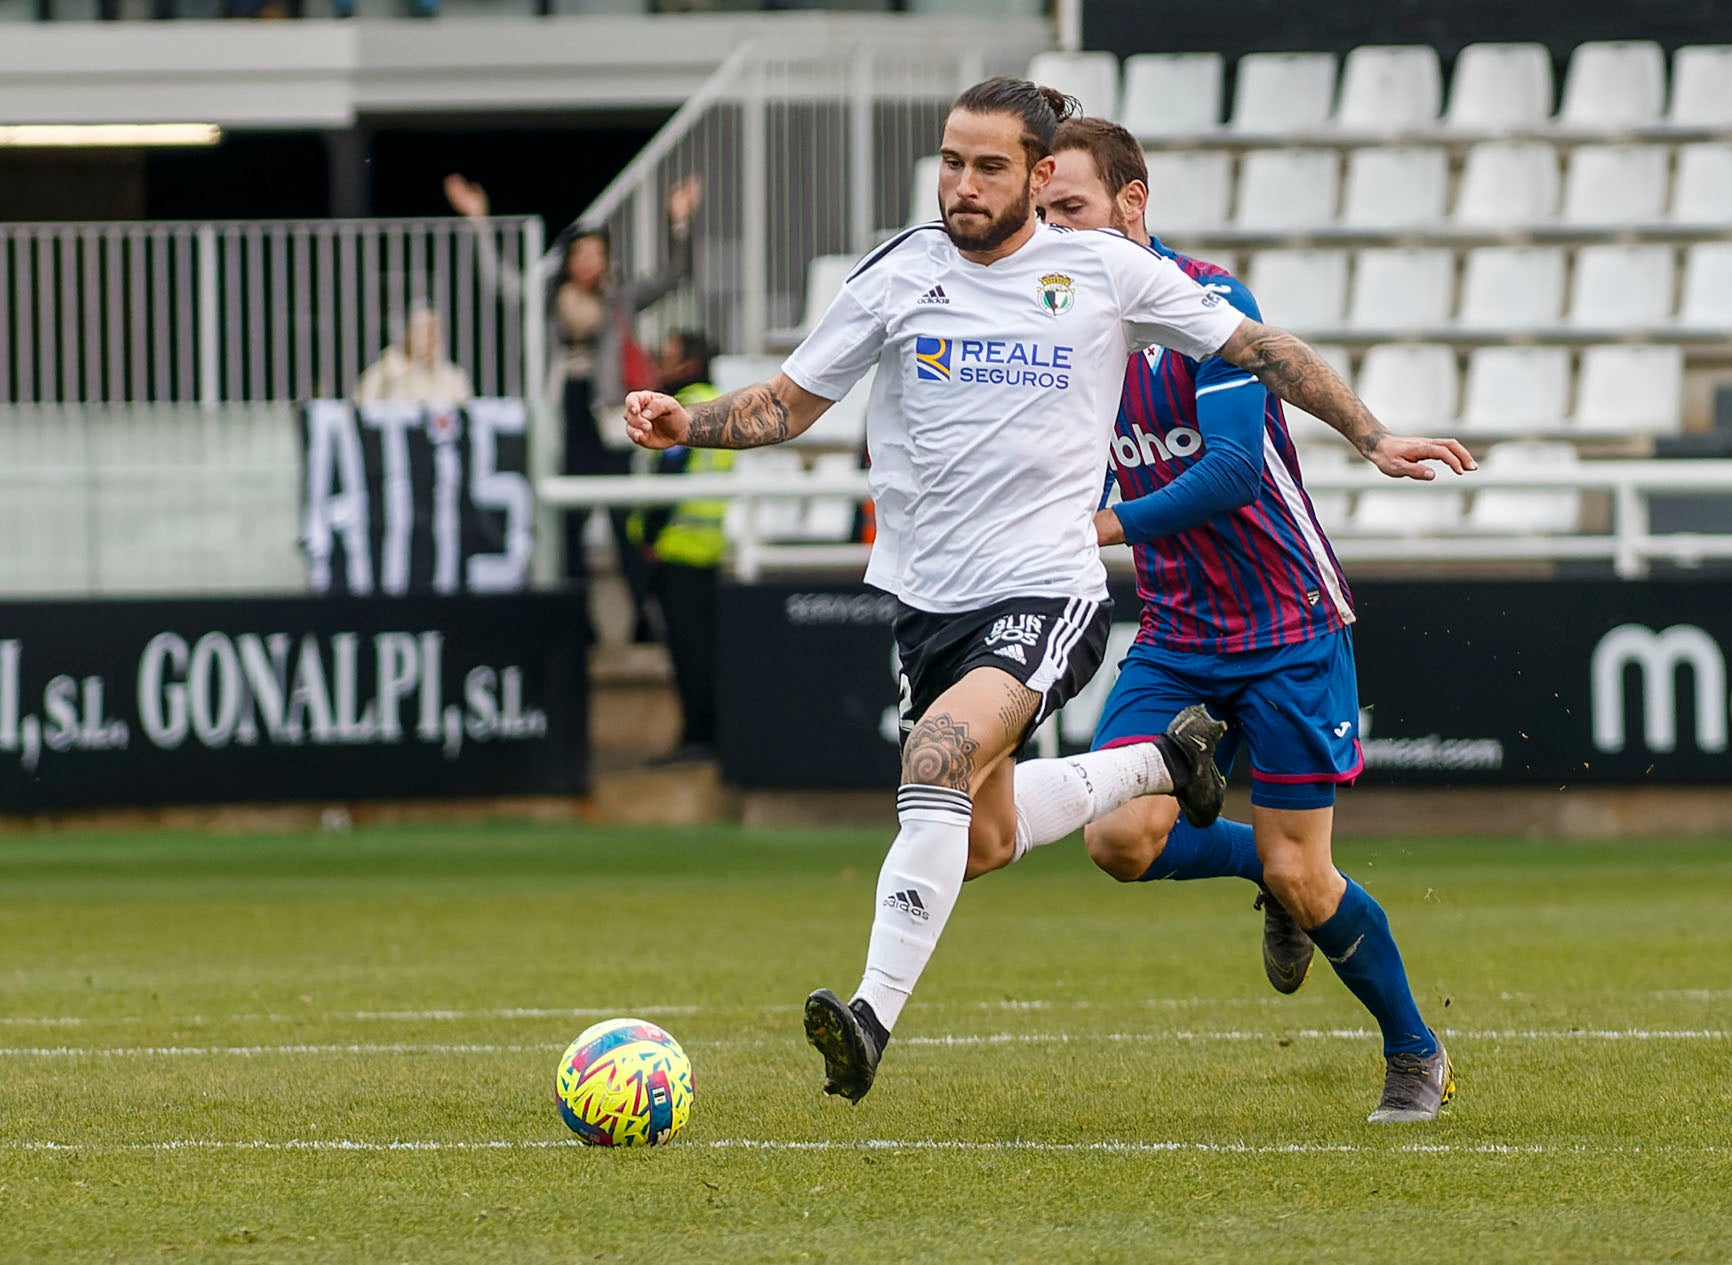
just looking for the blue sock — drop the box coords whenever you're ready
[1137,818,1263,883]
[1305,877,1435,1057]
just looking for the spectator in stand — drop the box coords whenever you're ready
[355,303,473,404]
[444,172,702,643]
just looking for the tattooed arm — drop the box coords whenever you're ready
[624,373,831,451]
[1216,320,1476,481]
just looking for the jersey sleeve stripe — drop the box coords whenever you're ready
[846,223,946,282]
[1194,375,1258,398]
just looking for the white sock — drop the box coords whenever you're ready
[1010,743,1173,863]
[853,785,972,1032]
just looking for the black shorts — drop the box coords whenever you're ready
[892,595,1113,752]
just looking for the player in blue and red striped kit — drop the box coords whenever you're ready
[991,118,1477,1122]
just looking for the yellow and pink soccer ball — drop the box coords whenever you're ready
[554,1018,694,1147]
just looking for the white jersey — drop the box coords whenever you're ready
[782,218,1244,613]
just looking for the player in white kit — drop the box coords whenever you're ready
[625,78,1408,1103]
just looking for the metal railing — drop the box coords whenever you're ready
[538,459,1732,581]
[0,216,545,405]
[574,30,1046,356]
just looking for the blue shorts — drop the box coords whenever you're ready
[1091,628,1364,811]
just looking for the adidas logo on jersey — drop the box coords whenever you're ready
[883,889,930,920]
[992,644,1027,665]
[917,285,950,305]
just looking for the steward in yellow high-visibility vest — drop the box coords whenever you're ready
[641,331,729,762]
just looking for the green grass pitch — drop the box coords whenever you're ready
[2,823,1729,1263]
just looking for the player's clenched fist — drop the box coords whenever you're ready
[624,390,691,450]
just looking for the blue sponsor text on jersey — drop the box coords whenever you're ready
[913,335,1073,389]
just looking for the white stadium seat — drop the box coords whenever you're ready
[711,354,785,395]
[1231,52,1337,134]
[1459,246,1567,330]
[1571,345,1684,434]
[1334,45,1443,132]
[1668,46,1732,126]
[1234,149,1339,229]
[1459,347,1572,433]
[1121,53,1224,137]
[807,365,875,449]
[905,155,941,228]
[801,452,864,542]
[1568,244,1676,328]
[1348,248,1454,330]
[1561,145,1670,226]
[1453,142,1561,225]
[1466,441,1583,535]
[1356,344,1460,427]
[1445,42,1555,131]
[1027,51,1121,121]
[1671,144,1732,223]
[767,254,854,349]
[1678,243,1732,328]
[1293,442,1353,536]
[1350,483,1466,535]
[1342,147,1448,228]
[1246,250,1349,329]
[1141,151,1233,232]
[726,449,806,541]
[1558,40,1667,128]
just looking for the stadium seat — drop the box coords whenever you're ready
[1120,53,1224,137]
[1292,441,1353,536]
[1568,244,1676,328]
[1459,246,1567,329]
[1355,344,1460,427]
[1342,147,1448,228]
[1142,151,1233,232]
[802,451,865,542]
[1230,52,1337,134]
[1465,440,1583,534]
[1234,149,1339,229]
[807,365,875,449]
[1678,243,1732,329]
[1027,51,1121,121]
[1444,42,1555,131]
[1671,144,1732,223]
[1334,45,1443,132]
[1557,40,1667,128]
[1668,46,1732,126]
[1571,345,1684,434]
[1350,483,1466,535]
[1246,250,1349,329]
[711,354,785,395]
[726,449,807,541]
[905,155,940,227]
[1453,142,1561,225]
[1561,145,1671,225]
[767,254,854,350]
[1459,347,1572,433]
[1348,248,1454,329]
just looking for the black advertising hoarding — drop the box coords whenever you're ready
[718,579,1732,788]
[0,593,587,812]
[299,399,533,597]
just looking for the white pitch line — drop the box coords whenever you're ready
[0,1028,1725,1059]
[7,1138,1725,1157]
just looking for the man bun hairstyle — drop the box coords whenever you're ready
[1053,116,1149,197]
[952,76,1081,169]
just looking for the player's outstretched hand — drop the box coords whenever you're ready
[625,391,692,450]
[1367,434,1478,481]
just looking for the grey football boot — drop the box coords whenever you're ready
[803,988,884,1103]
[1159,704,1228,828]
[1253,886,1316,995]
[1367,1032,1455,1123]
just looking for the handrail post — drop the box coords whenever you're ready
[196,223,220,409]
[1613,478,1650,579]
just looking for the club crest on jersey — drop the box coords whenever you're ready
[1037,272,1075,316]
[914,336,952,381]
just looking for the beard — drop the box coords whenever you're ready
[943,181,1033,252]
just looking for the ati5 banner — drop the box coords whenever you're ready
[0,594,587,812]
[300,399,533,596]
[717,579,1732,788]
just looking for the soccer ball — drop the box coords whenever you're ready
[554,1018,694,1147]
